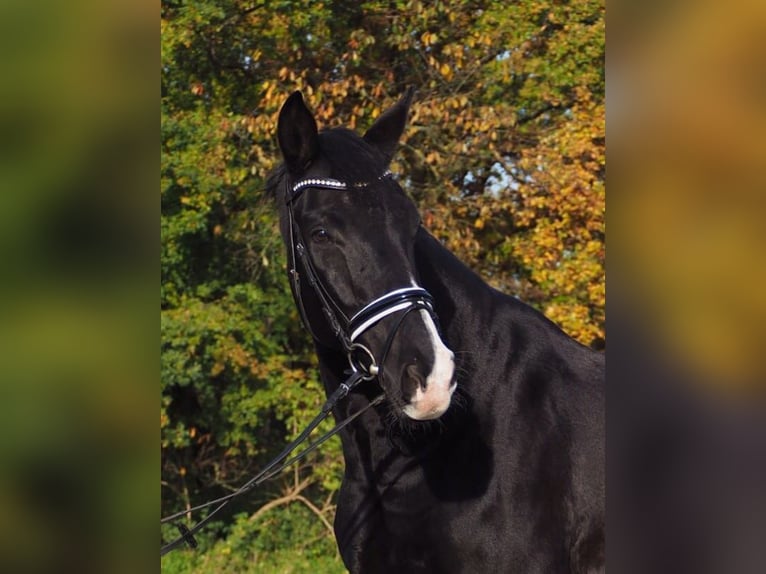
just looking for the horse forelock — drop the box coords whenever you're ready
[318,128,389,183]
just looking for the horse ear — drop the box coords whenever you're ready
[363,87,414,164]
[277,91,319,174]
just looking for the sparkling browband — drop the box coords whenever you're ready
[291,177,346,194]
[287,170,393,204]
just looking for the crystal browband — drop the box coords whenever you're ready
[287,170,393,204]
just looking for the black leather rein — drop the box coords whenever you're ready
[160,370,383,556]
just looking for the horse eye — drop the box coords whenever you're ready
[311,228,330,243]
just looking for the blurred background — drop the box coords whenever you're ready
[610,0,766,394]
[0,0,156,573]
[608,1,766,572]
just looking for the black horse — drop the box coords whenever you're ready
[269,89,604,573]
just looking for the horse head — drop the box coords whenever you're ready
[271,89,455,420]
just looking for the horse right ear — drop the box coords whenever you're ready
[277,91,319,174]
[363,87,415,165]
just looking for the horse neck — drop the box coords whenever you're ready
[414,226,597,365]
[413,226,496,350]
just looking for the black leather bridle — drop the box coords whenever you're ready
[285,170,438,379]
[160,171,440,557]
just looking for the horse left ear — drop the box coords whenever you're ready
[363,87,414,164]
[278,91,319,174]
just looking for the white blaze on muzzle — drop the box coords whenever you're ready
[402,309,456,421]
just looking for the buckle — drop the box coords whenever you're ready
[347,343,379,380]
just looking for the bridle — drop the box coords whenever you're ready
[285,170,438,380]
[160,170,441,557]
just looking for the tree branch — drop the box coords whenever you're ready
[295,494,335,537]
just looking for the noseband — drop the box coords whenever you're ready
[285,172,437,379]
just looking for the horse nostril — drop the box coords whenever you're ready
[405,363,427,392]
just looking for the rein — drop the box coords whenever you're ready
[160,370,384,556]
[160,171,438,557]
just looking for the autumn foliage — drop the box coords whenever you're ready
[162,0,603,569]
